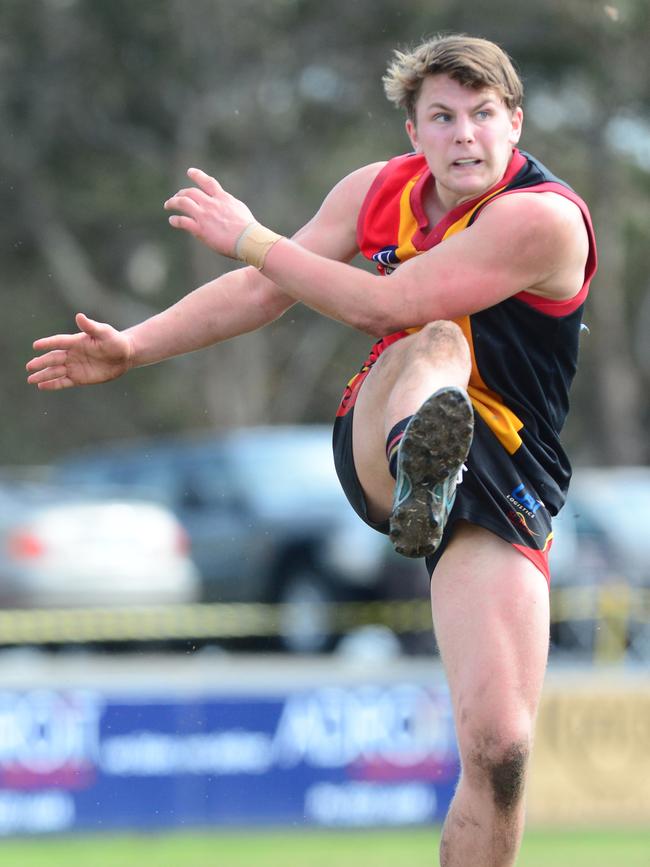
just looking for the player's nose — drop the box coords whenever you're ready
[454,116,475,143]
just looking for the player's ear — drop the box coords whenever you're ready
[406,118,421,153]
[509,107,523,145]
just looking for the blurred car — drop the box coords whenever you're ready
[53,426,430,652]
[549,466,650,659]
[0,480,200,610]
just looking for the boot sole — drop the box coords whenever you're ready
[389,387,474,558]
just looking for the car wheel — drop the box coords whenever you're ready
[277,567,334,654]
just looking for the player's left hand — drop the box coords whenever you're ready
[164,167,256,258]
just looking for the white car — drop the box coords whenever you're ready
[0,481,200,609]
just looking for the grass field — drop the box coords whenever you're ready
[1,828,649,867]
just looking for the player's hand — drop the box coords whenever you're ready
[26,313,134,391]
[164,167,256,258]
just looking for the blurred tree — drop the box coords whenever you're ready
[513,0,650,465]
[0,0,648,466]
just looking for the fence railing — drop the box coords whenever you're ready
[1,584,648,662]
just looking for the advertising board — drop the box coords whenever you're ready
[0,681,459,834]
[527,675,650,825]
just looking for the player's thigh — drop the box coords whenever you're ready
[351,337,417,517]
[430,522,550,748]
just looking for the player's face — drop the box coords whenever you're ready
[406,74,523,211]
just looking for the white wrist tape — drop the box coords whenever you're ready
[235,221,283,270]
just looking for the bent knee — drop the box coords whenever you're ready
[418,319,465,344]
[411,320,470,363]
[464,731,531,813]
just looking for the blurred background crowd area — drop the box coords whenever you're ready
[0,0,648,663]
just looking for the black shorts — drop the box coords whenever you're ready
[332,407,555,584]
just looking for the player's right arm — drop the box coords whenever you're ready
[26,161,385,391]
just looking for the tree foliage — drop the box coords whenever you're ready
[1,0,648,465]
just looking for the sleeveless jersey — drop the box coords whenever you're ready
[333,148,597,577]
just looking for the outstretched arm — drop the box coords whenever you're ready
[166,168,589,336]
[25,267,293,391]
[27,162,384,390]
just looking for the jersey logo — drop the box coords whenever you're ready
[372,245,401,273]
[510,483,543,514]
[508,510,540,538]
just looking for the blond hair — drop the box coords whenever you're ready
[383,34,524,121]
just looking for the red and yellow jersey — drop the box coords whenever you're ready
[336,148,597,518]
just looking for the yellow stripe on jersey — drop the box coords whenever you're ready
[385,177,525,455]
[394,175,422,262]
[454,315,524,455]
[441,187,525,455]
[441,185,508,240]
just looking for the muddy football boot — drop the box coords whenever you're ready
[389,386,474,558]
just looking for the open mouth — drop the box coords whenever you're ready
[452,158,482,167]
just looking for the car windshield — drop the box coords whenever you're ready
[229,429,344,509]
[573,472,650,548]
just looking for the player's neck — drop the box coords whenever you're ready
[422,180,470,226]
[422,150,517,226]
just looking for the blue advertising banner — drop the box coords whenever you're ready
[0,682,459,834]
